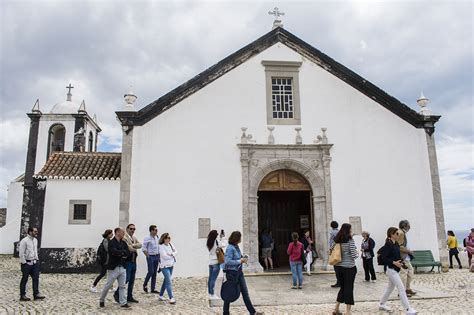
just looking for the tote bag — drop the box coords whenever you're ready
[329,243,342,265]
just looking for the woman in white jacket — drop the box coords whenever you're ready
[206,230,227,299]
[158,233,177,304]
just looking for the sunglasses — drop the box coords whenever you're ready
[129,228,136,230]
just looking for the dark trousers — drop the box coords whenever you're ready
[20,262,40,297]
[449,248,462,267]
[362,257,376,281]
[114,261,137,300]
[335,266,357,305]
[143,255,159,291]
[223,270,256,315]
[333,265,340,285]
[93,265,107,286]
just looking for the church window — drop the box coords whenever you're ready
[47,123,66,159]
[88,131,93,152]
[262,60,301,125]
[68,200,91,224]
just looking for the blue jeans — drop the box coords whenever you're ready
[290,261,303,286]
[143,255,159,291]
[208,264,221,295]
[223,270,255,315]
[20,262,40,297]
[160,266,174,298]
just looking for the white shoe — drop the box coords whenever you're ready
[169,298,176,304]
[159,296,166,301]
[90,286,98,293]
[371,280,377,283]
[209,294,219,300]
[406,308,418,314]
[379,304,392,312]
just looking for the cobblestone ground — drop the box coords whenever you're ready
[0,254,472,314]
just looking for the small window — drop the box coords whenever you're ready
[262,61,302,125]
[69,200,91,224]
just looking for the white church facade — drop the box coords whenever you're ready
[0,26,447,276]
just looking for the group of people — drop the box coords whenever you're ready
[91,224,177,308]
[447,228,474,270]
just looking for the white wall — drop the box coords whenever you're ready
[41,179,120,248]
[0,181,24,253]
[129,43,438,276]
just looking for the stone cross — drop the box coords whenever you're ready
[268,7,284,20]
[66,83,74,101]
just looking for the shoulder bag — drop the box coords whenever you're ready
[216,240,225,264]
[329,243,342,265]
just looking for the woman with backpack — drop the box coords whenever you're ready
[361,231,376,282]
[90,229,113,293]
[378,227,417,314]
[158,232,177,304]
[287,232,304,288]
[331,223,358,315]
[206,230,226,300]
[447,230,462,269]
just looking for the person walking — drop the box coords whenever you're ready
[99,227,131,308]
[207,230,225,300]
[19,227,45,301]
[378,227,417,314]
[222,231,262,315]
[260,229,274,271]
[158,232,177,304]
[301,229,314,276]
[329,221,340,288]
[447,230,462,269]
[361,231,376,282]
[287,232,304,289]
[465,228,474,270]
[114,224,142,303]
[91,229,113,292]
[142,225,160,293]
[331,223,358,315]
[397,220,416,297]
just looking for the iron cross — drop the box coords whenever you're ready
[268,7,284,20]
[66,83,74,94]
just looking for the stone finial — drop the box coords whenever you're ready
[78,100,86,113]
[124,86,137,111]
[267,126,275,144]
[295,127,302,144]
[241,127,248,144]
[268,7,284,29]
[417,92,431,115]
[321,128,328,144]
[66,83,74,101]
[313,135,323,144]
[32,99,41,113]
[93,113,97,122]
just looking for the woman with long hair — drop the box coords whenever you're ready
[90,229,113,292]
[222,231,262,315]
[378,227,417,314]
[158,233,177,304]
[331,223,358,315]
[287,232,304,288]
[447,230,462,269]
[206,230,225,299]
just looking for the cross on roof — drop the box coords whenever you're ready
[66,83,74,94]
[268,7,284,20]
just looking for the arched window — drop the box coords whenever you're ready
[47,123,66,158]
[88,131,94,152]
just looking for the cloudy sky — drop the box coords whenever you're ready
[1,0,472,230]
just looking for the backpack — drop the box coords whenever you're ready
[96,241,107,265]
[376,244,386,266]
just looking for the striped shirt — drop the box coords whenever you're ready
[333,239,358,268]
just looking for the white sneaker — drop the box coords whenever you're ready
[159,295,166,301]
[169,297,176,304]
[209,294,219,300]
[371,280,377,283]
[379,304,392,312]
[90,286,98,293]
[406,308,418,314]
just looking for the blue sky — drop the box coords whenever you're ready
[0,0,472,230]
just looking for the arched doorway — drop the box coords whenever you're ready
[47,123,66,158]
[258,170,313,269]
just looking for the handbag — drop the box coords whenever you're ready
[220,271,241,302]
[216,240,225,264]
[329,243,342,265]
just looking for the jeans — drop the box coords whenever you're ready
[144,255,159,291]
[380,268,411,311]
[93,265,107,287]
[20,262,40,297]
[290,261,303,286]
[100,266,127,305]
[335,266,357,305]
[362,257,376,281]
[160,266,174,299]
[114,261,136,300]
[208,264,221,295]
[223,270,256,315]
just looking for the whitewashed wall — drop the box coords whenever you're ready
[129,43,437,277]
[0,181,24,253]
[41,180,120,248]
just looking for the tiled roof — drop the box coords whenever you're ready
[34,152,121,180]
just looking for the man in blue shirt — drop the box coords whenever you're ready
[142,225,160,293]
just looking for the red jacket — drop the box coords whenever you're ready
[287,241,303,262]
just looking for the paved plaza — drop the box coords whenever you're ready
[0,254,472,314]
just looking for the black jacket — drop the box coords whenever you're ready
[380,239,402,272]
[362,237,375,258]
[107,237,130,270]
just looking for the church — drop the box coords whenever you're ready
[0,24,447,277]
